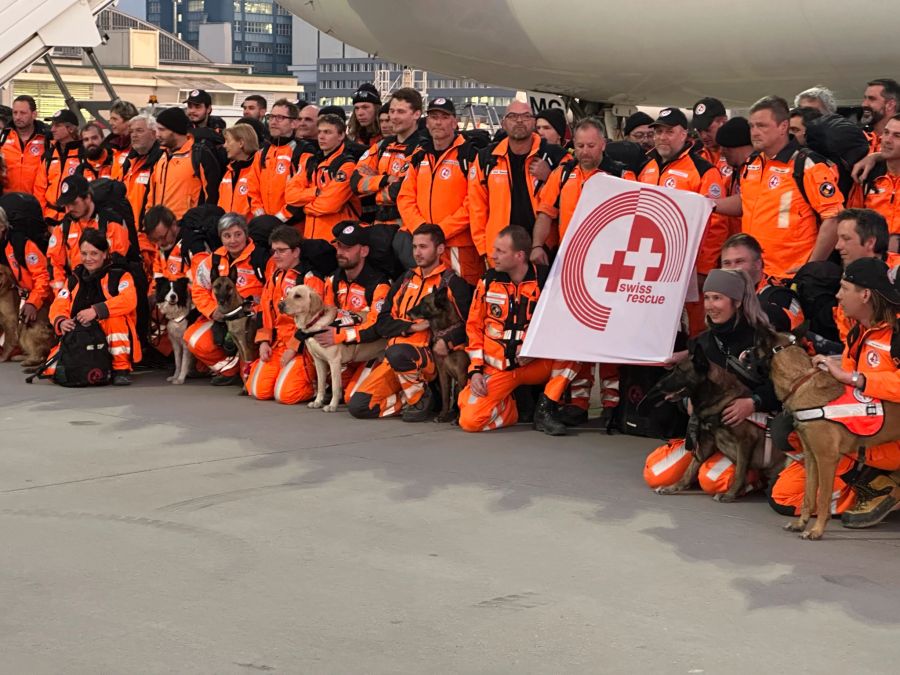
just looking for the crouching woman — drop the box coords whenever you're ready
[644,269,779,496]
[48,228,141,385]
[770,257,900,527]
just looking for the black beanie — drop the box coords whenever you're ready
[536,108,567,140]
[716,116,751,148]
[319,105,347,121]
[156,107,190,135]
[624,111,654,136]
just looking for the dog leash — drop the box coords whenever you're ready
[781,368,820,407]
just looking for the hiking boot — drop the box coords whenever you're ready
[111,371,132,386]
[533,394,568,436]
[842,475,900,528]
[559,404,589,427]
[210,374,240,386]
[402,388,434,423]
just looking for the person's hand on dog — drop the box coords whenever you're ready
[75,307,97,325]
[211,308,225,322]
[259,341,272,363]
[409,319,430,333]
[433,338,449,358]
[59,318,77,333]
[314,328,336,347]
[20,303,37,325]
[470,372,487,398]
[280,348,296,367]
[811,354,853,384]
[722,397,755,426]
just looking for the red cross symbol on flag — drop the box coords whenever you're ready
[596,217,665,292]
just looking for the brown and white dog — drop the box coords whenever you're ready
[279,284,386,412]
[0,265,20,362]
[156,277,194,384]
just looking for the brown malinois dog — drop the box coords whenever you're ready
[768,329,900,540]
[408,285,469,423]
[212,276,258,377]
[652,345,784,501]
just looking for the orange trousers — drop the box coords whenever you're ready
[643,440,762,496]
[768,441,900,516]
[246,343,316,404]
[567,362,620,410]
[184,318,239,377]
[458,358,577,432]
[443,245,484,286]
[347,344,436,418]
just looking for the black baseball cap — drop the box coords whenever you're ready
[843,257,900,305]
[427,97,456,116]
[716,117,751,148]
[332,220,367,246]
[650,107,689,129]
[183,89,212,106]
[46,109,79,126]
[56,175,91,207]
[691,97,727,131]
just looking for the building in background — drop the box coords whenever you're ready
[146,0,293,75]
[2,8,299,123]
[290,18,515,122]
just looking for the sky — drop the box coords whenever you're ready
[117,0,145,19]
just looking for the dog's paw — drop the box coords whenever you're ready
[308,400,324,409]
[784,520,806,532]
[323,404,338,413]
[655,486,680,496]
[713,493,737,503]
[434,412,457,423]
[172,377,186,385]
[800,528,824,541]
[166,375,176,382]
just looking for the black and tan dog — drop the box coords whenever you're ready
[652,346,786,502]
[409,286,469,423]
[0,264,54,369]
[769,330,900,540]
[212,275,258,376]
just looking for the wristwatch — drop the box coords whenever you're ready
[851,371,862,389]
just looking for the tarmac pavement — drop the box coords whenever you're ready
[2,366,900,674]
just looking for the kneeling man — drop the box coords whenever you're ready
[459,225,576,435]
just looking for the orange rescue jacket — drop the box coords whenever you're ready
[3,239,52,309]
[284,143,359,241]
[2,126,48,194]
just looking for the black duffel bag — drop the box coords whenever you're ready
[612,365,688,439]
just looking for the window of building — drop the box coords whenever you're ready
[148,1,161,15]
[242,1,273,14]
[187,0,204,10]
[275,22,290,36]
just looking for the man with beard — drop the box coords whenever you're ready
[77,122,113,181]
[468,100,566,260]
[639,107,725,334]
[849,114,900,251]
[184,89,226,134]
[36,109,82,222]
[861,78,900,153]
[248,99,305,222]
[1,95,47,194]
[310,221,392,392]
[148,107,221,219]
[348,223,472,421]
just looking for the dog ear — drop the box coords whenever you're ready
[691,344,709,373]
[307,287,323,316]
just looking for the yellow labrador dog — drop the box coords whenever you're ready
[279,284,386,412]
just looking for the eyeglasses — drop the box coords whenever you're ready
[271,246,294,255]
[505,113,535,122]
[630,132,655,140]
[267,113,297,122]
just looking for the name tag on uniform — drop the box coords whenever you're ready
[137,173,150,184]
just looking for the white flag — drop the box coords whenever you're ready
[522,174,712,364]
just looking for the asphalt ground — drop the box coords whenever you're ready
[2,365,900,674]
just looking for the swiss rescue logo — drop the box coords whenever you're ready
[560,188,688,331]
[867,350,881,367]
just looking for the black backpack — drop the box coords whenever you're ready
[88,178,141,264]
[180,204,225,256]
[0,192,49,269]
[803,114,870,199]
[791,260,842,342]
[48,322,112,387]
[612,365,689,439]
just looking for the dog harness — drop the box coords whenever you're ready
[793,386,885,437]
